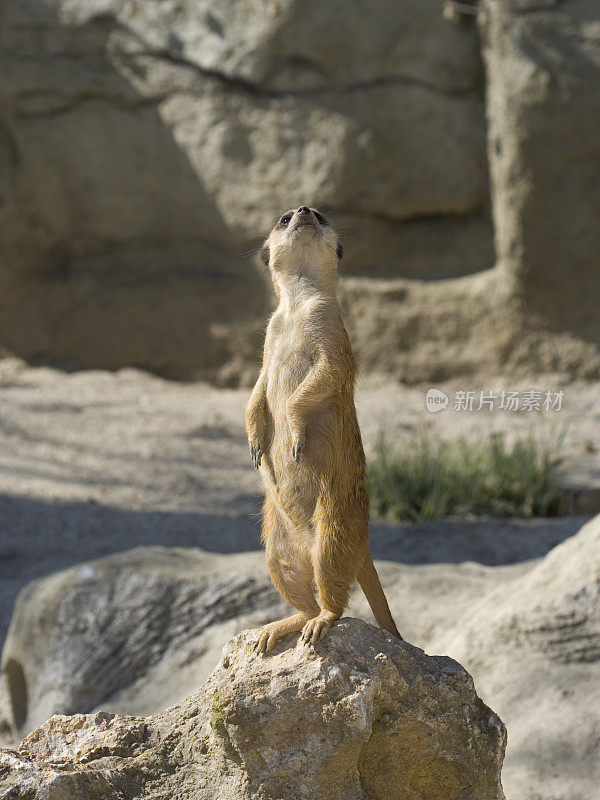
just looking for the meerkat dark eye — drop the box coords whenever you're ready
[279,214,292,227]
[313,211,328,226]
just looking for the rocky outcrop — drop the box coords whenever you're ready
[0,619,506,800]
[5,511,600,798]
[435,513,600,800]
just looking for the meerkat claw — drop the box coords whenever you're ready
[292,436,305,462]
[254,625,285,654]
[250,447,262,469]
[301,612,336,645]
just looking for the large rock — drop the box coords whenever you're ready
[481,0,600,347]
[340,268,520,383]
[340,266,600,383]
[0,0,491,381]
[1,547,285,738]
[0,619,507,800]
[435,513,600,800]
[5,512,600,798]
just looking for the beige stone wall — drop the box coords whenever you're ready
[482,0,600,351]
[0,0,597,382]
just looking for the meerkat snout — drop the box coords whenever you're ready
[260,207,343,269]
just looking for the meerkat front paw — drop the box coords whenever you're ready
[286,408,306,462]
[291,432,305,463]
[248,437,263,469]
[253,614,309,653]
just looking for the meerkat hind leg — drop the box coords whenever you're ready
[255,525,321,653]
[301,505,360,646]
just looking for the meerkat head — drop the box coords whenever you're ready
[260,206,343,295]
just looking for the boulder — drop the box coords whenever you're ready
[435,513,600,800]
[0,619,506,800]
[340,268,520,383]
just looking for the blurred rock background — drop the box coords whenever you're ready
[1,0,598,384]
[1,3,600,798]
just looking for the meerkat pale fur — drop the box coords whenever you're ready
[246,205,401,652]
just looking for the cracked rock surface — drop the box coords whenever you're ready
[0,619,506,800]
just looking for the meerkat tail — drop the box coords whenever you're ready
[357,554,402,639]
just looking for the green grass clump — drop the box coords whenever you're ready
[367,432,568,522]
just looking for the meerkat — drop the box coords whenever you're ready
[245,205,401,652]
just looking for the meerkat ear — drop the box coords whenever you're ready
[336,242,343,260]
[260,242,270,267]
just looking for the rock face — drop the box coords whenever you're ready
[338,0,600,384]
[482,0,600,348]
[1,547,284,737]
[1,0,598,382]
[0,0,492,382]
[0,620,507,800]
[435,513,600,800]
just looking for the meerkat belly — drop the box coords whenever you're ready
[265,326,310,429]
[263,342,332,526]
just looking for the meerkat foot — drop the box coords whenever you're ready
[300,610,339,646]
[254,613,313,654]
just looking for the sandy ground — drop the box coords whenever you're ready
[1,359,598,513]
[0,357,598,646]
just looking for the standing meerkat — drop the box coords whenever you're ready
[246,205,401,652]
